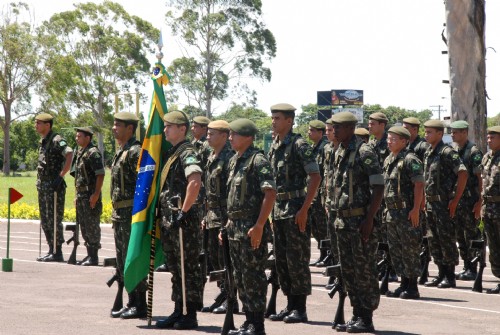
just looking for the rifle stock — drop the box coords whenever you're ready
[323,264,345,328]
[419,236,430,285]
[65,224,79,265]
[220,228,236,335]
[264,248,280,318]
[377,242,391,294]
[104,257,123,313]
[470,238,486,293]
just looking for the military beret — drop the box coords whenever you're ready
[75,127,94,136]
[229,118,258,136]
[331,111,358,124]
[309,120,326,130]
[402,117,421,126]
[388,126,411,140]
[450,120,469,129]
[192,116,211,126]
[270,103,296,114]
[208,120,230,132]
[164,111,189,125]
[423,119,445,129]
[369,112,389,122]
[114,112,139,123]
[35,113,54,122]
[354,127,370,137]
[487,126,500,134]
[325,118,333,125]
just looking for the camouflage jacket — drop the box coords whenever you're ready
[311,138,328,203]
[110,137,141,204]
[37,130,73,185]
[408,135,430,162]
[323,142,337,212]
[451,140,483,203]
[368,131,389,167]
[481,150,500,219]
[70,142,105,196]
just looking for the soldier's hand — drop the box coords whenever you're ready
[248,224,264,250]
[473,200,482,220]
[52,175,64,191]
[295,207,308,233]
[408,208,420,227]
[359,217,374,243]
[173,211,188,229]
[89,193,99,209]
[448,198,459,218]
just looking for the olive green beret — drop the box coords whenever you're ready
[114,112,139,123]
[35,113,54,122]
[331,111,358,124]
[424,119,445,129]
[309,120,326,130]
[164,111,189,125]
[325,118,333,125]
[192,116,211,126]
[208,120,230,132]
[354,127,370,137]
[388,126,410,140]
[402,117,421,126]
[270,103,296,114]
[75,127,94,136]
[487,126,500,134]
[369,112,388,122]
[229,118,258,136]
[450,120,469,129]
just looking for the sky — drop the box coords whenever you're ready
[18,0,500,120]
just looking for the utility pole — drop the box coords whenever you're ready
[430,105,447,120]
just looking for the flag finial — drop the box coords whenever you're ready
[156,30,164,61]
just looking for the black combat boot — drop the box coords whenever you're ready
[43,245,64,262]
[37,245,53,261]
[121,290,147,319]
[76,246,91,265]
[229,311,253,335]
[386,276,409,297]
[458,261,477,281]
[346,309,375,333]
[155,262,170,272]
[173,302,199,330]
[202,289,226,312]
[156,301,182,328]
[335,306,359,332]
[400,277,420,299]
[316,251,333,267]
[424,264,445,287]
[240,312,266,335]
[486,283,500,294]
[81,247,98,266]
[325,275,336,290]
[310,248,327,266]
[283,295,308,323]
[438,265,456,288]
[111,289,133,318]
[269,295,293,321]
[212,297,239,314]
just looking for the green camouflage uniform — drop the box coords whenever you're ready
[383,149,424,278]
[323,142,339,261]
[451,141,482,265]
[159,140,203,305]
[269,131,319,296]
[408,135,430,162]
[481,151,500,278]
[333,135,383,313]
[423,141,466,267]
[226,145,276,312]
[308,138,328,248]
[71,142,104,250]
[37,130,73,249]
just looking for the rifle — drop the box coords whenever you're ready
[104,258,123,314]
[65,223,80,265]
[323,264,346,329]
[470,237,487,293]
[265,251,280,318]
[208,228,236,335]
[200,222,209,285]
[419,236,431,285]
[377,242,392,294]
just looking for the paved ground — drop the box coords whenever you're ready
[1,219,500,335]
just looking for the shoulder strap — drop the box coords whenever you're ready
[240,152,259,204]
[348,141,365,206]
[160,142,192,188]
[284,134,299,184]
[463,141,474,166]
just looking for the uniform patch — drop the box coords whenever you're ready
[412,163,421,171]
[260,167,269,174]
[452,153,459,159]
[304,148,313,157]
[473,154,482,162]
[185,156,197,164]
[59,141,66,147]
[364,158,372,165]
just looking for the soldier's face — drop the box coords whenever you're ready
[387,133,407,153]
[271,112,292,134]
[164,122,185,144]
[487,133,500,152]
[112,121,127,141]
[308,127,323,142]
[207,129,226,148]
[229,131,251,153]
[325,124,335,142]
[403,123,418,137]
[333,123,353,143]
[368,119,385,136]
[35,120,50,136]
[191,123,206,140]
[424,127,443,145]
[75,132,90,147]
[451,129,468,143]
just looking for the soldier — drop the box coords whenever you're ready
[191,115,212,169]
[307,120,329,266]
[156,111,203,330]
[402,117,430,161]
[383,126,424,300]
[354,127,370,143]
[423,120,467,289]
[226,118,277,335]
[268,103,321,324]
[331,111,383,333]
[109,112,147,319]
[482,126,500,294]
[201,120,236,313]
[368,112,389,165]
[70,127,105,266]
[34,113,73,262]
[450,120,483,281]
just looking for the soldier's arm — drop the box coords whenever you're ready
[182,172,202,213]
[409,181,424,227]
[449,170,468,218]
[90,174,105,208]
[249,188,277,250]
[61,151,73,177]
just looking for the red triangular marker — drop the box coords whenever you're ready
[9,188,23,204]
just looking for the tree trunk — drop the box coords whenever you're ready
[445,0,487,152]
[2,102,11,176]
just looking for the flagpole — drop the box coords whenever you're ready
[2,188,14,272]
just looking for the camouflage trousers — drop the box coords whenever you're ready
[327,212,339,262]
[335,218,380,312]
[37,186,65,248]
[387,213,422,278]
[160,216,203,305]
[308,200,328,248]
[273,218,312,296]
[426,203,459,267]
[228,219,268,313]
[454,200,481,264]
[76,193,102,249]
[207,227,224,282]
[484,216,500,279]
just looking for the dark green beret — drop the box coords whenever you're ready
[192,116,211,126]
[164,111,189,125]
[450,120,469,129]
[424,119,445,129]
[270,103,296,114]
[229,118,258,136]
[75,127,94,136]
[114,112,139,124]
[487,126,500,134]
[388,126,410,140]
[369,112,388,122]
[354,128,370,137]
[402,117,421,126]
[331,111,358,124]
[35,113,54,122]
[309,120,326,130]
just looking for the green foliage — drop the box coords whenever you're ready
[363,104,433,136]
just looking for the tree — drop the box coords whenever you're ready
[166,0,276,118]
[39,1,159,159]
[0,2,44,175]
